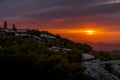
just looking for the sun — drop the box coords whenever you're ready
[85,30,95,35]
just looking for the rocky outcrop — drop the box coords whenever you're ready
[82,59,120,80]
[48,46,71,53]
[82,54,95,60]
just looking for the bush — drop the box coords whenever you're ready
[89,51,112,61]
[76,43,92,53]
[104,63,113,72]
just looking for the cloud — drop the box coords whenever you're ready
[53,18,66,23]
[0,0,119,19]
[0,0,120,31]
[94,0,120,5]
[23,2,120,19]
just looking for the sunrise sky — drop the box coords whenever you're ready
[0,0,120,43]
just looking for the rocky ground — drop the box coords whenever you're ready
[82,54,120,80]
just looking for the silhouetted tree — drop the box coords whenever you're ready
[4,21,7,29]
[12,24,17,30]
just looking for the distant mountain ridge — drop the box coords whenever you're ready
[88,42,120,51]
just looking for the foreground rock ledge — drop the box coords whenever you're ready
[82,59,120,80]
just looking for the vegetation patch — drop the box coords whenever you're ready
[0,31,94,80]
[104,63,113,73]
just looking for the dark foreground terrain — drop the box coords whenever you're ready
[0,29,119,80]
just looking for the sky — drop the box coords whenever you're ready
[0,0,120,43]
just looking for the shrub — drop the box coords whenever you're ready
[89,51,112,61]
[104,63,113,72]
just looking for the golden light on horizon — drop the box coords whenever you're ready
[85,30,95,35]
[39,28,120,43]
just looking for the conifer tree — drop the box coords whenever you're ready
[4,21,7,29]
[12,24,17,30]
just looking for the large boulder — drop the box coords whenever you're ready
[82,60,120,80]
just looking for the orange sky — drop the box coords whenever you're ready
[40,28,120,43]
[0,20,120,43]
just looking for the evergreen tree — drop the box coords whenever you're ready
[4,21,7,29]
[12,24,17,30]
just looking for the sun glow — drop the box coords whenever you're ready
[85,30,95,35]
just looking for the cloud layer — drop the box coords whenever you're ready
[0,0,120,31]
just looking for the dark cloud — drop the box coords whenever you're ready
[0,0,119,18]
[0,0,120,31]
[23,2,120,19]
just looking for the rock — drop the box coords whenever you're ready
[40,34,55,39]
[82,54,95,60]
[48,46,71,53]
[112,64,120,78]
[82,60,120,80]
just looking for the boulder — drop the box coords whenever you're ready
[82,54,95,60]
[82,60,120,80]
